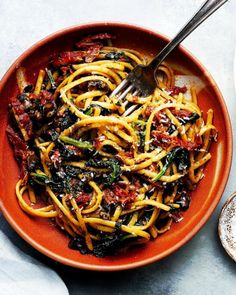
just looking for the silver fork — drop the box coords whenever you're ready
[110,0,228,100]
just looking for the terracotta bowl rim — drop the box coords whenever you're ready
[0,22,233,271]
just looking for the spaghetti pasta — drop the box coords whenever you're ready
[6,33,217,257]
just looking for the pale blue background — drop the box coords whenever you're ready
[0,0,235,294]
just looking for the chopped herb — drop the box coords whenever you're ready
[85,104,111,115]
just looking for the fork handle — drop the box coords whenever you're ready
[149,0,228,71]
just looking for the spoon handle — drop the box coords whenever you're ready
[149,0,228,70]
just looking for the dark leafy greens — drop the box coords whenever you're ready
[69,222,131,257]
[45,68,56,90]
[59,135,93,149]
[87,158,121,186]
[105,51,127,61]
[176,191,191,210]
[30,172,67,193]
[175,148,190,171]
[152,147,190,181]
[179,112,200,125]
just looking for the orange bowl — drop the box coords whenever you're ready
[0,23,232,271]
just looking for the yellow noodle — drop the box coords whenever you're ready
[34,70,45,94]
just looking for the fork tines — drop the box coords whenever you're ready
[110,79,135,100]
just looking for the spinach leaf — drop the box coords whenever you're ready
[152,147,189,181]
[50,109,77,132]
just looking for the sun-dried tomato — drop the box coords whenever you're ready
[85,44,103,63]
[166,86,187,96]
[6,125,29,182]
[93,136,104,149]
[52,51,85,67]
[144,106,155,117]
[11,100,24,115]
[103,183,137,208]
[29,90,56,120]
[152,131,202,151]
[11,100,33,137]
[76,192,91,206]
[170,109,192,118]
[155,111,170,126]
[76,33,114,48]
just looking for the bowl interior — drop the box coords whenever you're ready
[0,23,232,271]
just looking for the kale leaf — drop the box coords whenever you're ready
[153,147,190,181]
[86,158,121,186]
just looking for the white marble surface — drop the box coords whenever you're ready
[0,0,235,294]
